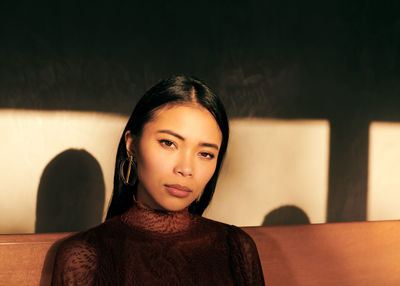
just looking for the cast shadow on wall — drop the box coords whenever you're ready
[35,149,105,233]
[262,205,310,226]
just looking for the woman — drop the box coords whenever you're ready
[52,75,265,285]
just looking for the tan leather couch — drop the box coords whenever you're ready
[1,221,400,285]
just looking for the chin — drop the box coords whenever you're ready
[158,198,194,212]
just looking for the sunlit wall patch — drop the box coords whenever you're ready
[204,118,330,226]
[368,121,400,221]
[0,109,128,233]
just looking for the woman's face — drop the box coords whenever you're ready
[126,104,222,211]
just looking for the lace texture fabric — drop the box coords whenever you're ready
[52,200,265,286]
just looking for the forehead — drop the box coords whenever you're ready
[144,104,222,144]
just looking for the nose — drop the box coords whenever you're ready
[173,151,193,177]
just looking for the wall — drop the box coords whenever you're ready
[0,111,329,233]
[1,0,400,232]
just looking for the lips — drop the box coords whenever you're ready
[164,184,193,198]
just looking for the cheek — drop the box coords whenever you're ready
[197,162,218,187]
[137,145,171,181]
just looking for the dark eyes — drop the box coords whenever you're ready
[200,152,215,159]
[159,139,175,148]
[158,139,215,160]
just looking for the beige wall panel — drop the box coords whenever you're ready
[368,122,400,221]
[204,118,330,226]
[0,110,126,233]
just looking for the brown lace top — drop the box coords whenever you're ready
[52,199,265,285]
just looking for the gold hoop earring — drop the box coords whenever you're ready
[120,155,137,186]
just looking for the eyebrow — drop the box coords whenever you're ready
[157,130,220,150]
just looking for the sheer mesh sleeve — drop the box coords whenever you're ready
[51,236,98,286]
[228,226,265,286]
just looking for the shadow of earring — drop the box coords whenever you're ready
[120,155,137,186]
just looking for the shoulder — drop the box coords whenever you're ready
[224,226,265,285]
[54,230,99,271]
[54,217,124,266]
[196,216,257,246]
[52,231,99,285]
[52,218,125,285]
[226,225,259,253]
[56,215,125,250]
[195,215,233,234]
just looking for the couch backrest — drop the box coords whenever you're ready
[1,221,400,285]
[0,232,70,286]
[242,220,400,286]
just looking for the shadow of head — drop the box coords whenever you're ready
[262,205,310,226]
[35,149,105,233]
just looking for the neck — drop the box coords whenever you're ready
[120,195,196,234]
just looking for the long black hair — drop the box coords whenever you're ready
[106,75,229,219]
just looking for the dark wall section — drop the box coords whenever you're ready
[36,149,105,233]
[262,205,310,226]
[2,0,400,222]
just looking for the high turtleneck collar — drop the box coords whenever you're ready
[120,196,196,234]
